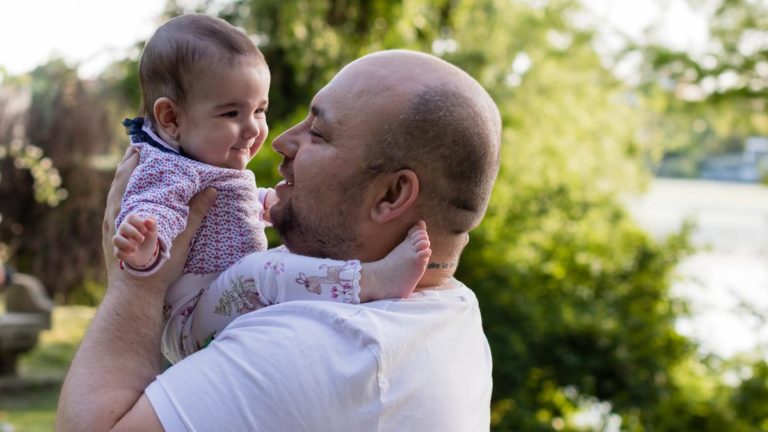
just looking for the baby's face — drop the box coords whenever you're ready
[177,57,270,170]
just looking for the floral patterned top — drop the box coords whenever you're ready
[116,118,269,275]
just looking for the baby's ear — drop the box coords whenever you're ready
[153,97,180,137]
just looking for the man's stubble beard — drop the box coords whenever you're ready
[272,192,360,260]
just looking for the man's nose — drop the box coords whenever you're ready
[272,125,299,157]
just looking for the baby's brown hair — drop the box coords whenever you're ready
[139,14,265,124]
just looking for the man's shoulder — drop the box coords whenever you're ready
[229,282,480,333]
[220,300,382,350]
[216,283,485,360]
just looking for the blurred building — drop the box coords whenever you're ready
[699,136,768,183]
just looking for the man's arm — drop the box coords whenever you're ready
[56,148,217,431]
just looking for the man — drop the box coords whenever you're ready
[57,49,501,431]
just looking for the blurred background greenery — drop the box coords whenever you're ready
[1,0,767,430]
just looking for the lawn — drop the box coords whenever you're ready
[0,306,94,432]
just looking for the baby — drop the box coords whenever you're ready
[114,15,431,363]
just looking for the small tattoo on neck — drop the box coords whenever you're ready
[427,262,456,270]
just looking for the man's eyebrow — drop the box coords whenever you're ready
[311,105,326,122]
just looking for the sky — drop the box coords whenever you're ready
[0,0,165,78]
[0,0,711,79]
[582,0,710,53]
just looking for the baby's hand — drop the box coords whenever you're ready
[262,188,279,224]
[113,214,160,269]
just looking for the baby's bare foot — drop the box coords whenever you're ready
[359,221,431,302]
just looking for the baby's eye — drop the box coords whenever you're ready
[221,111,238,118]
[255,107,268,116]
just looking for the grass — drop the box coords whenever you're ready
[0,386,60,432]
[0,305,94,432]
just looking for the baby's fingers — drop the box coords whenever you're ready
[113,236,137,260]
[118,221,146,244]
[143,217,157,234]
[126,213,149,234]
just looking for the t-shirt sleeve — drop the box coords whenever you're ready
[144,304,381,431]
[143,384,188,432]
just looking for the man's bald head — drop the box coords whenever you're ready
[347,50,502,236]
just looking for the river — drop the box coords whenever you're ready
[626,178,768,358]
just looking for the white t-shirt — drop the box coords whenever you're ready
[145,280,492,431]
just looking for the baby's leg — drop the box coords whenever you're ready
[178,249,362,359]
[359,221,431,302]
[169,224,430,361]
[161,273,220,363]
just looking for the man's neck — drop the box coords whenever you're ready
[415,249,462,291]
[414,231,468,291]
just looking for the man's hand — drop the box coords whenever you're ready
[58,148,217,431]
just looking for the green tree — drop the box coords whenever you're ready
[0,72,67,281]
[622,0,768,175]
[0,60,121,303]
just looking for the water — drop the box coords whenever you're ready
[626,178,768,358]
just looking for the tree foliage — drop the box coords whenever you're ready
[0,60,125,303]
[623,0,768,170]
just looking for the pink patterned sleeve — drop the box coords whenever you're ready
[116,154,203,270]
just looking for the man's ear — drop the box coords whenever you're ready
[370,169,419,223]
[153,97,180,138]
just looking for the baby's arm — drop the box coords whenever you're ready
[113,214,160,271]
[164,222,430,360]
[115,154,201,275]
